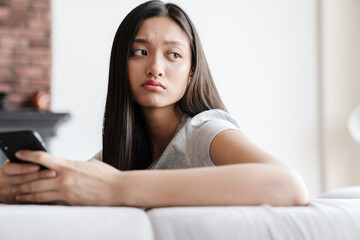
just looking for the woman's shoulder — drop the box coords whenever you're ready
[187,109,241,130]
[179,109,242,143]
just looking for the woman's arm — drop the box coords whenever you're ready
[119,130,308,207]
[13,130,308,207]
[120,164,307,207]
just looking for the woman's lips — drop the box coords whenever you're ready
[141,80,165,90]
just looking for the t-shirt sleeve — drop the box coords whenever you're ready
[91,150,103,161]
[186,109,242,166]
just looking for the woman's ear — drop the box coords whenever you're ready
[188,71,193,84]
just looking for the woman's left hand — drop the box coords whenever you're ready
[12,150,122,206]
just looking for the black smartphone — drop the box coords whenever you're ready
[0,130,48,169]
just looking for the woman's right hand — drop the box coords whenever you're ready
[0,160,57,204]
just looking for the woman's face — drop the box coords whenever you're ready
[128,17,192,110]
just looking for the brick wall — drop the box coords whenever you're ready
[0,0,51,110]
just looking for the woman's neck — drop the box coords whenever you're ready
[142,105,182,161]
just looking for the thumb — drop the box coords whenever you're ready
[15,150,62,171]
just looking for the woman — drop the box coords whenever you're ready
[0,0,308,207]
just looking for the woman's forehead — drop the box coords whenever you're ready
[134,16,189,46]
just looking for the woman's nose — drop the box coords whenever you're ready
[146,54,164,78]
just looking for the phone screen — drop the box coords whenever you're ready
[0,130,48,169]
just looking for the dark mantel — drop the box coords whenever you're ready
[0,110,70,165]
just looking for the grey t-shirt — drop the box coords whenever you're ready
[93,109,241,169]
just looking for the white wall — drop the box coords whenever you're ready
[51,0,321,197]
[321,0,360,191]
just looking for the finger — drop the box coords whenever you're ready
[0,186,17,204]
[15,150,61,170]
[9,169,57,185]
[2,160,41,175]
[13,178,58,195]
[15,191,63,204]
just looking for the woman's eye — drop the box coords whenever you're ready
[133,49,148,56]
[168,52,180,59]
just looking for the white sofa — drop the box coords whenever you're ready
[1,187,360,240]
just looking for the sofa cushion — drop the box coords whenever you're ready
[147,199,360,240]
[320,186,360,199]
[0,204,153,240]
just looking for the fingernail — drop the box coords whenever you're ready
[15,151,22,158]
[29,165,40,172]
[15,195,21,201]
[12,187,17,194]
[46,171,56,177]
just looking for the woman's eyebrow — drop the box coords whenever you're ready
[133,38,185,47]
[133,38,149,44]
[164,40,185,47]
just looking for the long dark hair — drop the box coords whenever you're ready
[103,0,226,170]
